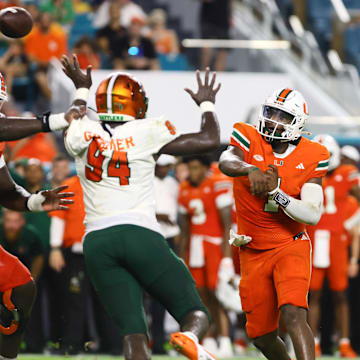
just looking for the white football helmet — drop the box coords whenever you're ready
[258,88,309,142]
[312,134,340,171]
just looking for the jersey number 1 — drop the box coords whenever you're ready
[85,139,130,185]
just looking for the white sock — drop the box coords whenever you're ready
[182,331,199,343]
[339,338,350,345]
[314,336,320,345]
[218,336,232,348]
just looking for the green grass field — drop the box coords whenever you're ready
[16,356,360,360]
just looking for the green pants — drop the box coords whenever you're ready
[83,224,208,336]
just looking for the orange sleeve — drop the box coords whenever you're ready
[230,122,251,152]
[0,142,5,157]
[308,143,330,179]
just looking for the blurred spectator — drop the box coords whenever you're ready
[7,123,58,165]
[25,3,41,25]
[0,40,29,96]
[40,0,75,28]
[25,12,68,67]
[174,160,189,183]
[48,175,88,355]
[147,9,179,55]
[112,17,159,70]
[73,0,92,14]
[0,209,44,281]
[23,159,51,248]
[199,0,231,71]
[96,0,126,57]
[73,37,101,70]
[93,0,146,30]
[49,154,71,188]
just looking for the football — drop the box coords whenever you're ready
[0,7,33,38]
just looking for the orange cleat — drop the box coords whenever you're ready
[339,342,357,358]
[170,332,217,360]
[315,342,322,358]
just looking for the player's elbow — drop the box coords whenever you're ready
[305,205,322,226]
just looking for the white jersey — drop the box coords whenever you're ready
[64,115,180,234]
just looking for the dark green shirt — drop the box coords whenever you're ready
[0,224,43,269]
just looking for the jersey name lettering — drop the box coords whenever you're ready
[84,131,135,151]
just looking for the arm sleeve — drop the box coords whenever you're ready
[308,144,330,179]
[64,117,96,157]
[149,117,181,154]
[275,183,324,226]
[50,216,65,248]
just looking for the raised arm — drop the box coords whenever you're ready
[159,68,221,156]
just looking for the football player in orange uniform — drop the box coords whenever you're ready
[307,135,360,358]
[219,88,329,360]
[178,155,234,357]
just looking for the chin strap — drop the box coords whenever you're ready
[0,289,19,335]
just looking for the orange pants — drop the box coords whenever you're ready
[189,240,222,290]
[310,233,348,291]
[239,239,311,338]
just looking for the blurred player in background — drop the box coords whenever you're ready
[61,54,222,360]
[178,155,233,358]
[219,88,329,360]
[308,135,360,358]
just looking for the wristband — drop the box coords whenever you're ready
[26,192,45,212]
[74,88,89,102]
[273,190,291,208]
[200,101,215,114]
[350,257,358,265]
[248,166,260,175]
[48,113,68,131]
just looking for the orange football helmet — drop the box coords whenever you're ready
[96,72,148,122]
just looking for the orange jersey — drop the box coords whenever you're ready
[230,122,329,250]
[49,176,86,248]
[314,164,359,233]
[343,195,360,245]
[0,142,5,157]
[178,174,232,237]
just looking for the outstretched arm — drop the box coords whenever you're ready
[0,166,74,212]
[159,68,221,155]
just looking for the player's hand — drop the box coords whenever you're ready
[248,168,268,198]
[185,67,221,105]
[61,54,92,89]
[65,104,87,124]
[49,248,66,272]
[265,165,279,192]
[41,185,74,211]
[348,262,359,278]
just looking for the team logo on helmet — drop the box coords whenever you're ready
[257,88,309,142]
[96,72,148,122]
